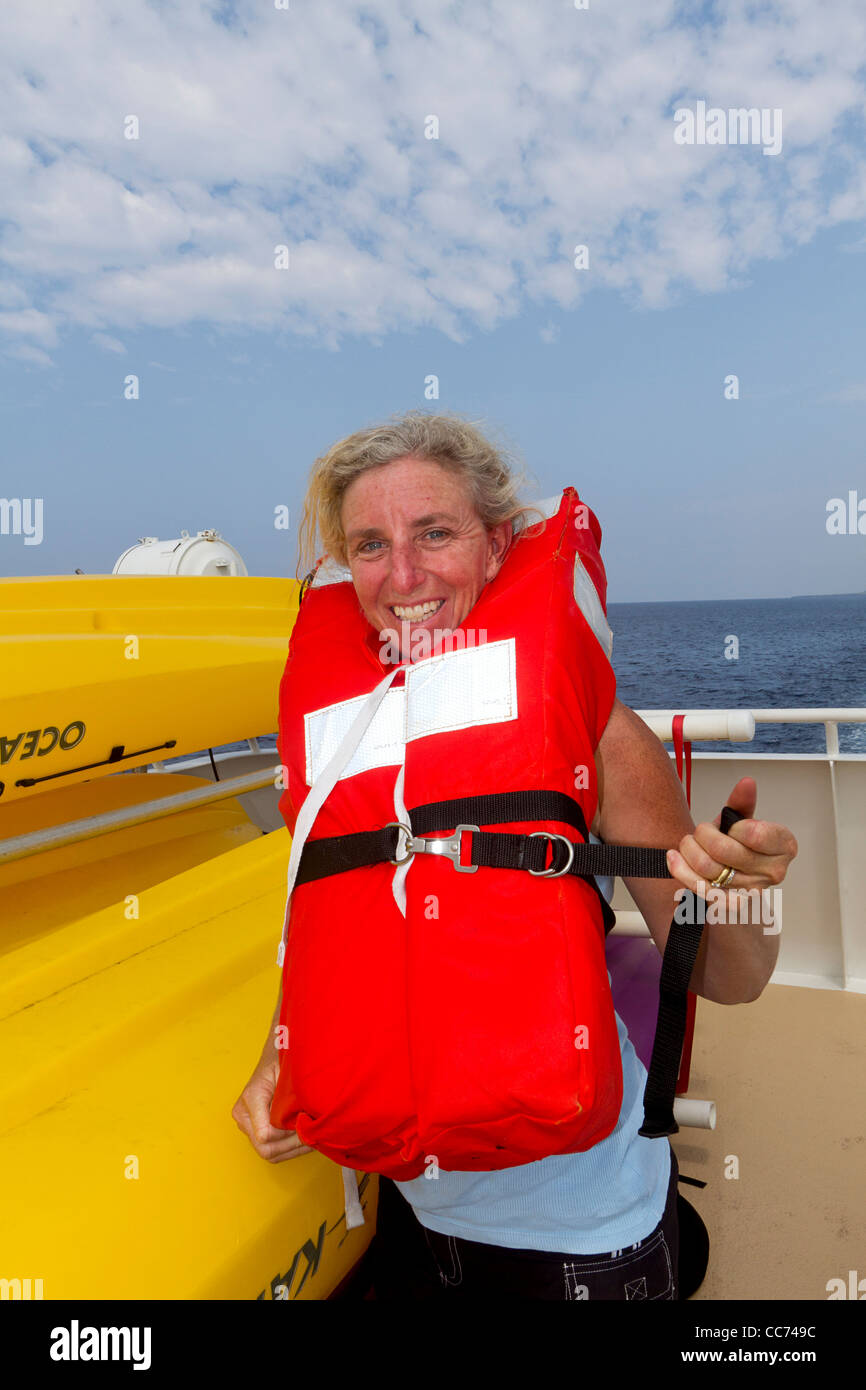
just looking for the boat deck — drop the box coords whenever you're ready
[671,981,864,1300]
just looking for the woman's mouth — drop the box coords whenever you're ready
[389,598,446,623]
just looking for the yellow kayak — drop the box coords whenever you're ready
[0,575,300,806]
[0,770,376,1299]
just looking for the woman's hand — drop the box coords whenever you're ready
[594,703,792,1000]
[232,1054,315,1163]
[665,776,798,902]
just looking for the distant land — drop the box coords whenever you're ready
[610,591,866,605]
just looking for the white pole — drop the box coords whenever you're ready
[0,767,282,866]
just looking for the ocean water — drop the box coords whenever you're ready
[173,592,866,766]
[608,592,866,754]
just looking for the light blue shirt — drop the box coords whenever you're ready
[394,983,672,1255]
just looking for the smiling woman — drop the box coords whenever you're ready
[295,414,546,661]
[232,409,798,1302]
[296,413,539,561]
[341,458,511,660]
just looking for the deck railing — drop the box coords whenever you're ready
[634,707,866,757]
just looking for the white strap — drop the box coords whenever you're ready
[342,1166,366,1230]
[278,665,403,1234]
[276,664,402,966]
[390,760,412,918]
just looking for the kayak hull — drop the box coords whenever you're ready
[0,772,375,1299]
[0,576,300,806]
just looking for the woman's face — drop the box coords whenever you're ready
[341,455,512,658]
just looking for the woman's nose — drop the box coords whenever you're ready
[388,544,425,594]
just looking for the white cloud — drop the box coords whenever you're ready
[92,331,126,353]
[4,342,53,366]
[0,0,863,353]
[0,280,29,309]
[824,381,866,403]
[0,307,58,345]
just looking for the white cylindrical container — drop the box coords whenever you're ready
[672,1097,717,1130]
[635,710,756,743]
[113,529,248,576]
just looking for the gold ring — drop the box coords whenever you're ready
[709,865,736,888]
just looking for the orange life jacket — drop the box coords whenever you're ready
[270,488,626,1181]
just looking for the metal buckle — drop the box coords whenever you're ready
[387,821,416,865]
[386,822,479,873]
[528,831,575,878]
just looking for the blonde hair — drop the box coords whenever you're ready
[296,409,543,576]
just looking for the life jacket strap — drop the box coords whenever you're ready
[294,789,671,896]
[637,804,744,1138]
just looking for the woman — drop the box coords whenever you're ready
[232,411,798,1301]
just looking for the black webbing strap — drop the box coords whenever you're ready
[295,825,397,883]
[293,789,669,936]
[295,823,668,885]
[295,790,670,887]
[637,804,744,1138]
[465,831,668,881]
[410,790,589,838]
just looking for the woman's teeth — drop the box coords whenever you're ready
[391,599,445,621]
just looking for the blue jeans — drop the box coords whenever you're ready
[372,1147,680,1301]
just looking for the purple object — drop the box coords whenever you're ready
[605,934,663,1073]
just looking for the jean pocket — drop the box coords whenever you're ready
[563,1229,675,1300]
[423,1227,464,1288]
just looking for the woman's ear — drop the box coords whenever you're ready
[486,521,513,580]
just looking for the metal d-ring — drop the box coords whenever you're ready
[528,831,575,878]
[386,821,415,866]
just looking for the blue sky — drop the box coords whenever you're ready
[1,0,865,600]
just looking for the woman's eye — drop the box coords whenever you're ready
[354,530,448,554]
